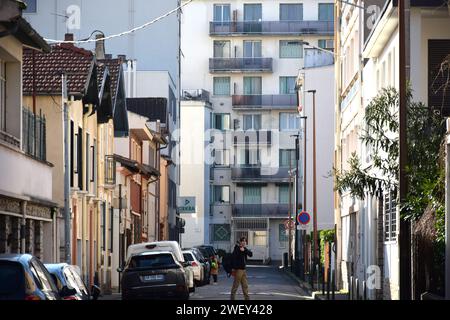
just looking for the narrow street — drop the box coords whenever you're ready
[191,265,311,300]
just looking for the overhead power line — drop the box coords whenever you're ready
[44,0,195,44]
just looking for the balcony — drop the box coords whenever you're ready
[210,20,334,36]
[232,94,297,109]
[209,58,273,73]
[231,166,290,182]
[233,130,272,145]
[232,203,289,218]
[181,89,210,102]
[105,155,116,186]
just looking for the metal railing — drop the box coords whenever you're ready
[209,58,273,73]
[231,166,290,181]
[233,130,272,145]
[105,155,116,185]
[232,94,297,108]
[210,20,334,36]
[181,89,210,102]
[22,108,46,161]
[232,203,289,217]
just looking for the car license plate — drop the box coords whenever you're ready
[142,274,164,282]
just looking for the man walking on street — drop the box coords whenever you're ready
[230,237,253,300]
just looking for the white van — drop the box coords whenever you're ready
[126,241,195,292]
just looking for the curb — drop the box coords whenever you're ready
[279,267,315,298]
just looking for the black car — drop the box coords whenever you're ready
[119,251,190,300]
[0,254,60,300]
[45,263,100,300]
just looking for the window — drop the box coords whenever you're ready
[243,40,262,58]
[213,77,230,96]
[238,148,260,166]
[212,185,230,203]
[279,113,299,131]
[214,4,231,22]
[244,4,262,21]
[243,114,261,130]
[384,192,397,241]
[243,77,262,95]
[279,224,289,242]
[77,127,83,189]
[280,4,303,21]
[212,224,231,241]
[91,140,96,183]
[214,40,231,58]
[128,254,176,269]
[318,3,334,21]
[279,149,296,167]
[23,0,37,13]
[0,60,5,132]
[214,149,230,166]
[318,39,334,51]
[243,186,261,204]
[213,113,231,130]
[280,41,303,58]
[86,133,90,192]
[279,185,294,204]
[279,77,297,94]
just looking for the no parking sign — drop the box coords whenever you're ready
[297,211,310,225]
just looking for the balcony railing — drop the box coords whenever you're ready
[232,94,297,109]
[233,130,272,145]
[105,155,116,185]
[231,166,290,182]
[182,89,210,102]
[232,203,289,217]
[22,108,46,161]
[209,58,273,73]
[210,20,334,36]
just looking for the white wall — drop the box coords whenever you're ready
[180,100,211,247]
[302,64,335,231]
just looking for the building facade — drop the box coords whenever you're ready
[181,0,334,261]
[0,0,54,262]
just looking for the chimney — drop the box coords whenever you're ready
[95,33,105,60]
[105,54,112,59]
[118,54,127,62]
[64,33,74,46]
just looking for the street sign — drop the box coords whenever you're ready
[297,211,311,225]
[178,197,196,213]
[284,219,295,230]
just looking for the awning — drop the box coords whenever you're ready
[114,154,160,178]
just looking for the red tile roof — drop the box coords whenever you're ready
[23,44,94,96]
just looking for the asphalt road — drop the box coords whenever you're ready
[190,264,312,300]
[99,264,311,300]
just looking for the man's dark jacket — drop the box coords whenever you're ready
[231,244,253,270]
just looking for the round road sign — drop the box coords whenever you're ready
[297,211,310,225]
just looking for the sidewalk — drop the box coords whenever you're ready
[280,266,348,300]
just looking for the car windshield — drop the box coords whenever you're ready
[0,263,23,295]
[183,253,194,262]
[63,267,88,296]
[128,254,176,269]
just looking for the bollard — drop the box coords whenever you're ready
[331,270,335,300]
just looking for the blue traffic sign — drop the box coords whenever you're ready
[297,211,310,225]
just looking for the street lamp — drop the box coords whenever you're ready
[306,89,318,285]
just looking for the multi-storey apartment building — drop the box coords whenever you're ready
[181,0,334,261]
[335,0,450,300]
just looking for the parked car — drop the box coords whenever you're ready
[126,241,194,292]
[44,263,101,300]
[119,251,190,300]
[194,246,218,284]
[190,247,210,285]
[182,249,204,286]
[0,254,60,300]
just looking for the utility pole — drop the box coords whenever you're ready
[399,0,412,300]
[288,157,293,267]
[292,134,300,276]
[307,90,318,270]
[300,115,307,281]
[62,72,71,264]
